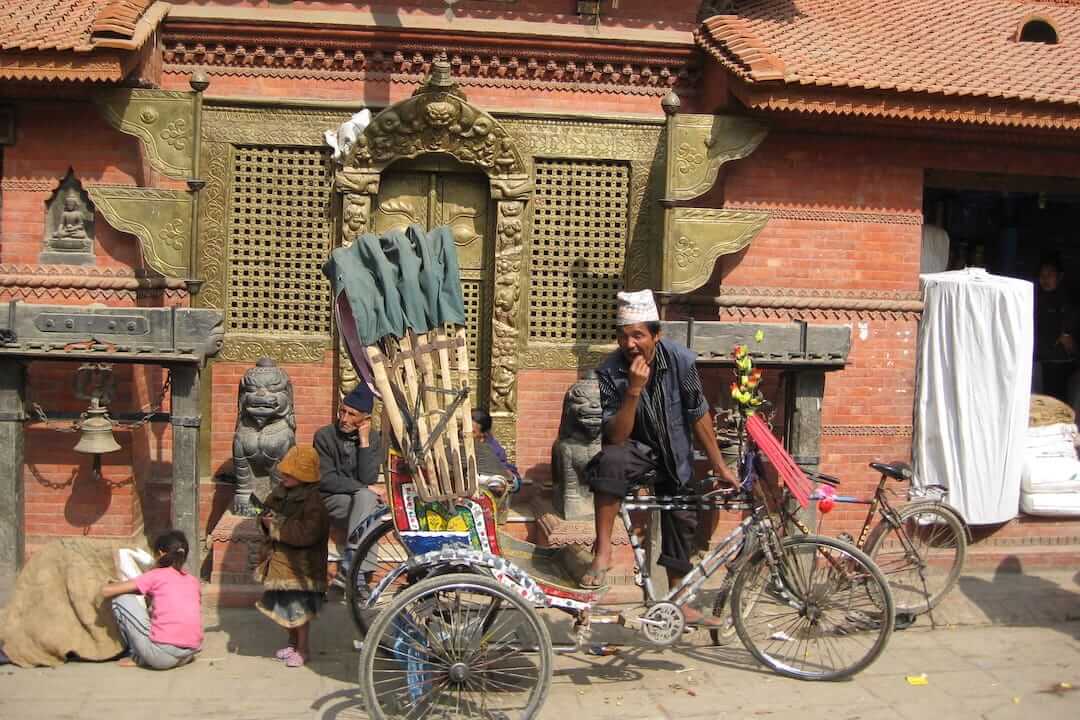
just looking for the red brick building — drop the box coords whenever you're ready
[2,0,1080,590]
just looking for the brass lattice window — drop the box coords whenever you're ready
[227,146,334,335]
[529,159,630,343]
[460,278,483,368]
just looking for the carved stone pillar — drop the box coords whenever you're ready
[786,369,826,530]
[0,359,26,594]
[170,365,202,573]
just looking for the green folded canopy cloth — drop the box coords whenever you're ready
[323,224,467,346]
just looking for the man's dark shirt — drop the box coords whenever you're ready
[313,424,382,495]
[596,338,708,488]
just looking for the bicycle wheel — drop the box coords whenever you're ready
[348,520,412,635]
[864,501,967,615]
[359,573,553,720]
[731,535,894,681]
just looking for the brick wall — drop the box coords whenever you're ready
[1,100,145,266]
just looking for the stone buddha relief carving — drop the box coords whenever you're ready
[42,171,95,264]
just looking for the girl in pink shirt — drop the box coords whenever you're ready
[101,530,202,669]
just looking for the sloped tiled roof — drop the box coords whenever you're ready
[697,0,1080,126]
[0,0,167,81]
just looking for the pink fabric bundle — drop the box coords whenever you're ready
[746,414,813,508]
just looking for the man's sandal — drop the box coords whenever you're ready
[682,608,725,627]
[580,566,610,589]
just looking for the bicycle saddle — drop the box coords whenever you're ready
[869,461,912,481]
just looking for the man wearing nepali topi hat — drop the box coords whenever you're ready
[313,382,383,592]
[582,289,737,626]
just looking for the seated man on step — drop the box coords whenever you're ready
[314,383,383,592]
[582,289,736,624]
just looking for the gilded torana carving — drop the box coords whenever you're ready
[491,200,525,413]
[342,62,529,195]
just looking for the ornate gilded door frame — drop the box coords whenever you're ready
[334,60,533,422]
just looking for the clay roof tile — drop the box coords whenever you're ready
[697,0,1080,107]
[0,0,155,53]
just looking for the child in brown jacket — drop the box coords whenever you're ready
[255,446,330,668]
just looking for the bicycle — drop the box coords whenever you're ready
[357,438,896,720]
[801,461,968,617]
[710,457,967,644]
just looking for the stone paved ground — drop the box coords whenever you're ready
[2,567,1080,720]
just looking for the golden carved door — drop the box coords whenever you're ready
[372,159,493,408]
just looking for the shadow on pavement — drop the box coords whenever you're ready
[310,687,369,720]
[206,592,361,685]
[958,555,1080,639]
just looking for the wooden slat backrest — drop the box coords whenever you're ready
[366,326,477,501]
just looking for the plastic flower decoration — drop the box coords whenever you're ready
[730,343,766,415]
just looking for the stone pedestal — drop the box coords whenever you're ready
[532,494,668,603]
[38,251,94,265]
[206,512,265,607]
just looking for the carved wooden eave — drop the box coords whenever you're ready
[731,80,1080,133]
[95,89,198,179]
[160,14,700,98]
[87,186,193,278]
[659,104,770,293]
[89,87,206,282]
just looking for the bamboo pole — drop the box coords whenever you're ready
[399,333,439,498]
[434,327,466,495]
[454,326,477,497]
[364,345,408,459]
[413,330,452,496]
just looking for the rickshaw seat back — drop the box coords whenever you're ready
[324,224,478,502]
[365,329,478,501]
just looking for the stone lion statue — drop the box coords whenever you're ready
[231,358,296,516]
[552,371,603,520]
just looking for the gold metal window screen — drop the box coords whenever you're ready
[227,146,334,336]
[529,159,630,343]
[461,278,482,368]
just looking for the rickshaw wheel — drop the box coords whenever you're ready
[359,572,553,720]
[348,520,412,635]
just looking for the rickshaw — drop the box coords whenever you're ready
[325,225,895,720]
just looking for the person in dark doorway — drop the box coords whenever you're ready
[314,383,383,591]
[1034,255,1076,402]
[472,408,522,492]
[581,289,737,625]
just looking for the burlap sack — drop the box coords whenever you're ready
[1030,394,1076,427]
[0,538,133,667]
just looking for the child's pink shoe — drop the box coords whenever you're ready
[284,651,306,668]
[274,646,296,661]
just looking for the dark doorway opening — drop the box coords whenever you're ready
[923,171,1080,301]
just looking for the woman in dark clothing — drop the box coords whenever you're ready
[1035,257,1076,401]
[255,446,330,668]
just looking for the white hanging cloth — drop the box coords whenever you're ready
[913,268,1033,524]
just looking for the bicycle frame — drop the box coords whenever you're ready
[790,471,912,551]
[620,493,760,607]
